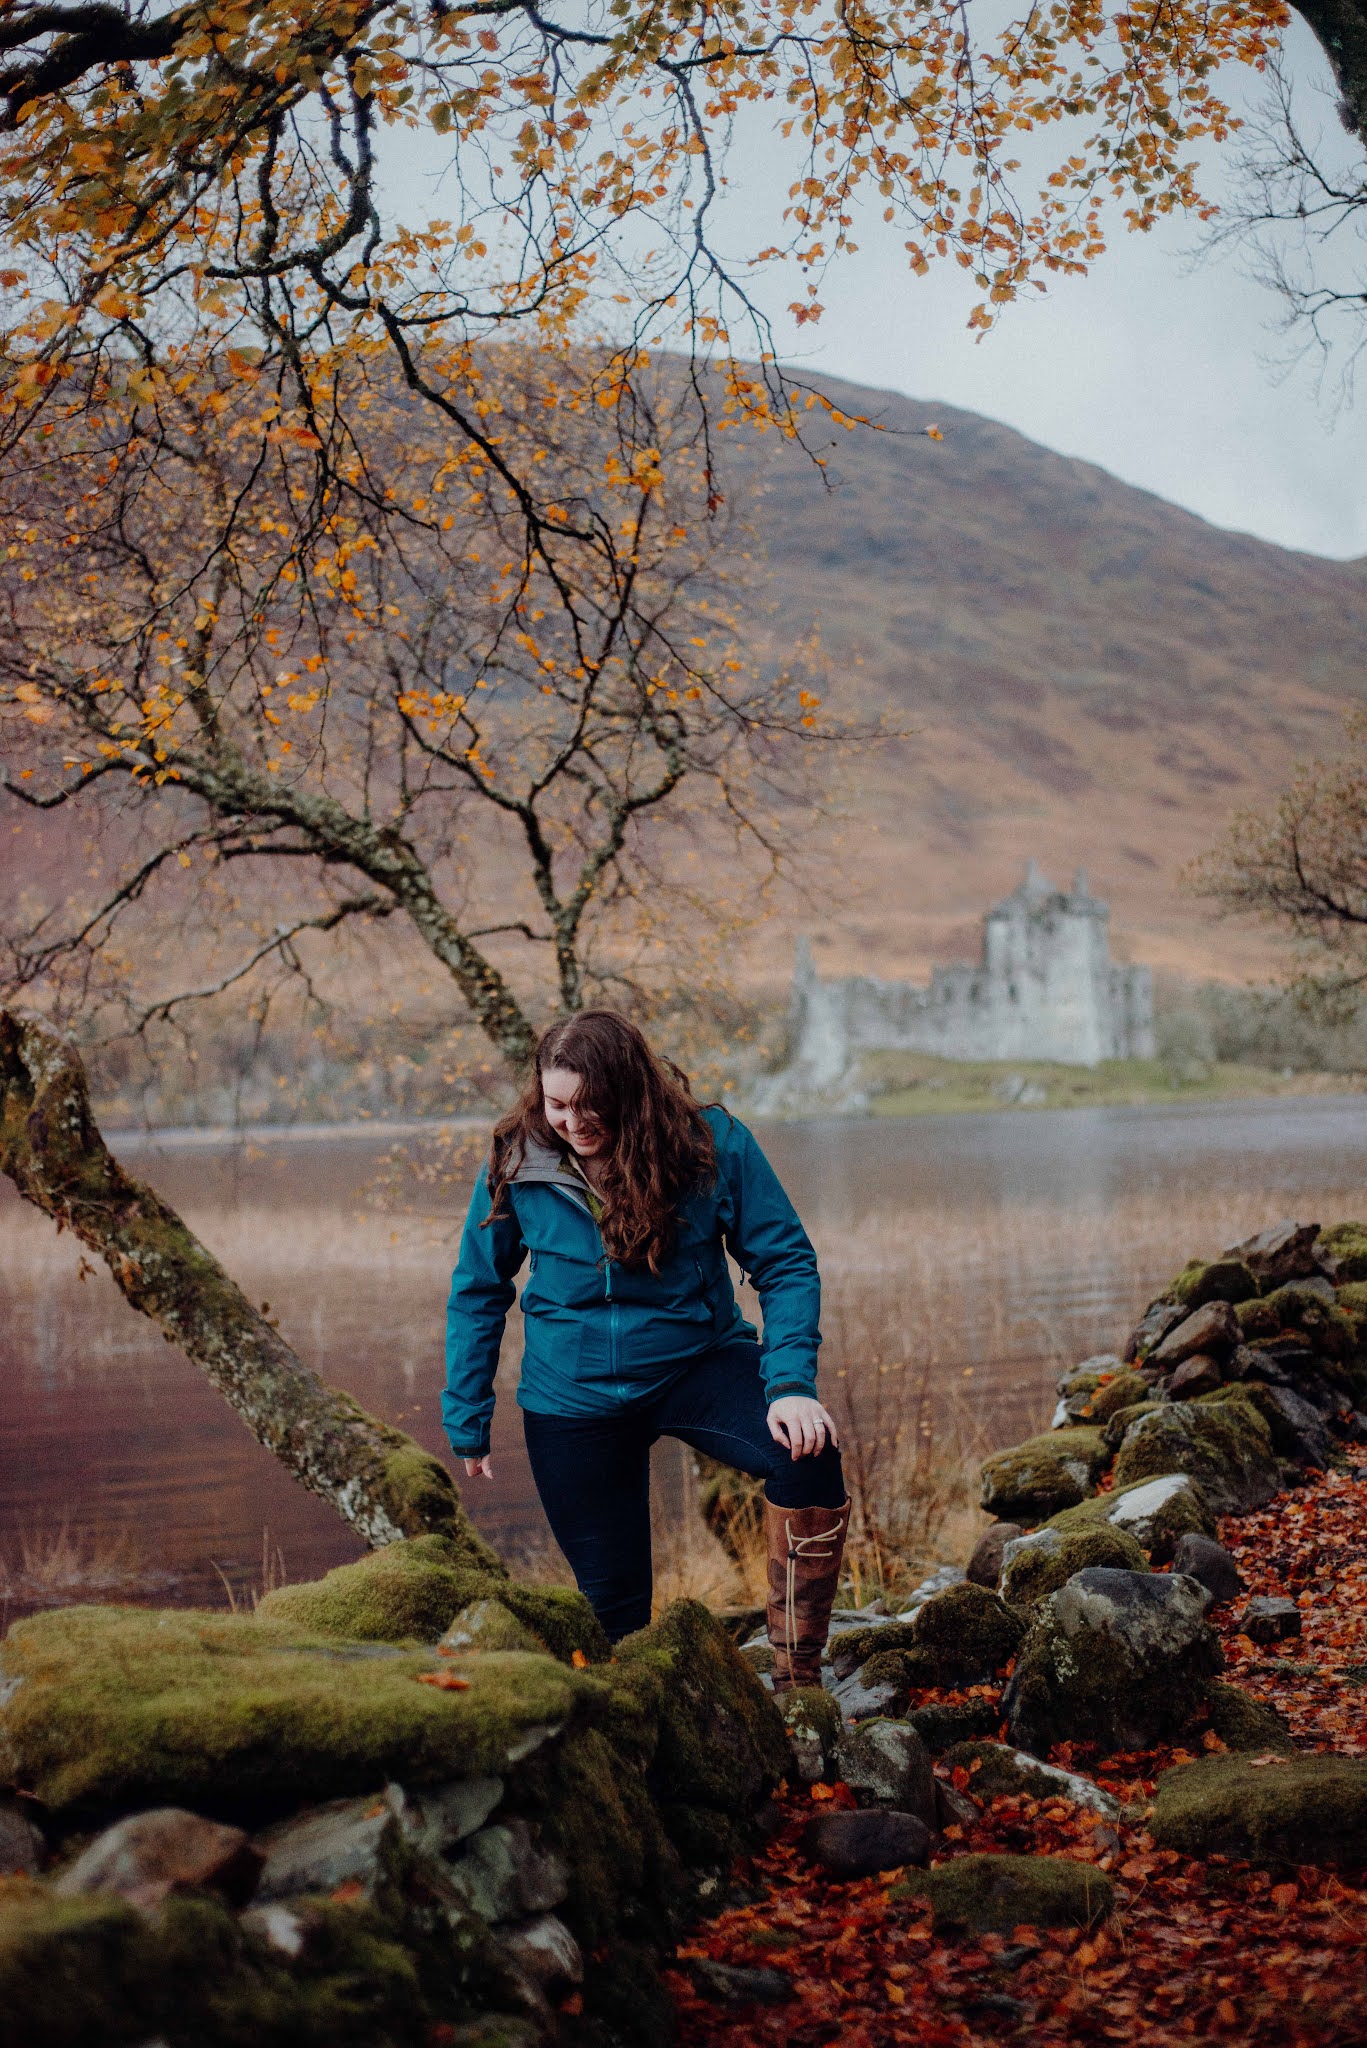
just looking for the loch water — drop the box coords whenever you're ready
[3,1094,1366,1609]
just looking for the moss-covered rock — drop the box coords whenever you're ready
[1334,1279,1367,1344]
[439,1601,546,1657]
[839,1584,1026,1690]
[0,1606,602,1819]
[1202,1681,1295,1754]
[0,1877,459,2048]
[1070,1371,1151,1425]
[940,1741,1119,1816]
[1316,1221,1367,1283]
[999,1523,1148,1615]
[1111,1401,1280,1516]
[978,1429,1109,1524]
[258,1541,609,1665]
[780,1688,843,1786]
[905,1699,1001,1753]
[894,1853,1113,1934]
[1234,1294,1282,1340]
[1150,1752,1367,1863]
[611,1601,789,1867]
[1045,1472,1215,1561]
[1102,1400,1162,1451]
[1004,1568,1222,1757]
[1168,1259,1258,1309]
[1259,1283,1355,1362]
[503,1725,681,1951]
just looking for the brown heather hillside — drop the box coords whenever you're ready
[732,374,1367,994]
[8,373,1365,1065]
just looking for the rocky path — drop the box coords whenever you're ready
[668,1458,1367,2048]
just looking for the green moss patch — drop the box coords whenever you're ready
[258,1540,608,1665]
[612,1600,788,1862]
[0,1880,438,2048]
[1170,1258,1259,1309]
[894,1853,1113,1934]
[0,1605,602,1818]
[1000,1523,1148,1614]
[1317,1222,1367,1283]
[978,1429,1109,1524]
[1074,1370,1151,1423]
[1150,1752,1367,1864]
[1111,1401,1280,1517]
[840,1585,1025,1689]
[1202,1681,1295,1755]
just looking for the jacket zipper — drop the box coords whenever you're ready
[546,1182,619,1391]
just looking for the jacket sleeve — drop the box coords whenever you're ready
[442,1170,527,1458]
[719,1117,822,1401]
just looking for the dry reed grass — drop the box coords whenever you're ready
[212,1529,290,1613]
[0,1519,168,1627]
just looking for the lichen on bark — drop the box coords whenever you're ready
[0,1009,498,1568]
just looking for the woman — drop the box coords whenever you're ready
[442,1009,849,1689]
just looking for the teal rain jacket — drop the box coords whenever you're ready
[442,1106,821,1457]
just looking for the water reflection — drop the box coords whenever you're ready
[2,1097,1365,1609]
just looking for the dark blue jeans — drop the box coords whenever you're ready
[521,1336,845,1641]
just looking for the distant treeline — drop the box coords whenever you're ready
[1152,978,1367,1077]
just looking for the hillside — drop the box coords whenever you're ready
[734,374,1367,990]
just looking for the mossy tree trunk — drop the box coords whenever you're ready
[0,1009,502,1568]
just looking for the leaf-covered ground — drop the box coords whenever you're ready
[667,1460,1367,2048]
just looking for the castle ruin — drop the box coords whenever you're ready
[777,863,1153,1095]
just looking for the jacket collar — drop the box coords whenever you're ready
[510,1136,595,1210]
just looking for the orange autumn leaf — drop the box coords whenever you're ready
[571,1648,589,1669]
[417,1670,471,1691]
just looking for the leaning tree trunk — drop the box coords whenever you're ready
[0,1010,503,1569]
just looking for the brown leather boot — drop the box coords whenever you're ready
[765,1496,851,1693]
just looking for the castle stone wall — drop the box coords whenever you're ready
[779,864,1153,1095]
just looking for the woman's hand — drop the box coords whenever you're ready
[463,1455,494,1479]
[767,1396,839,1459]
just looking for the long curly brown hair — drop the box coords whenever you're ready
[485,1010,717,1271]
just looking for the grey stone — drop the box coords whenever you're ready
[500,1912,583,1993]
[440,1599,545,1656]
[254,1795,393,1904]
[935,1780,981,1832]
[240,1902,306,1957]
[1239,1596,1302,1645]
[688,1958,794,2004]
[940,1740,1119,1818]
[1256,1385,1333,1468]
[447,1818,568,1921]
[827,1669,905,1722]
[898,1565,967,1611]
[56,1808,262,1912]
[1004,1567,1223,1756]
[386,1775,504,1858]
[1170,1533,1242,1605]
[801,1808,931,1880]
[1222,1221,1321,1287]
[1167,1354,1224,1398]
[833,1720,937,1826]
[0,1796,44,1875]
[966,1523,1024,1589]
[1126,1300,1189,1363]
[1151,1301,1239,1366]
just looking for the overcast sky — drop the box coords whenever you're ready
[385,17,1366,562]
[713,18,1367,562]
